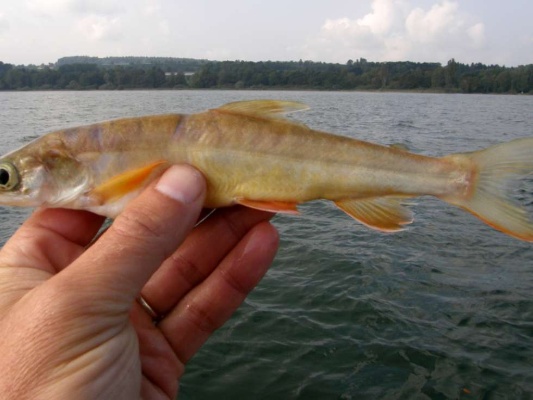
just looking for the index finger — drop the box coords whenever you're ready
[0,208,105,274]
[62,165,206,303]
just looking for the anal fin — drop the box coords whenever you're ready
[335,197,414,232]
[90,161,167,204]
[235,198,300,214]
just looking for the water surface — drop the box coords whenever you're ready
[1,91,532,399]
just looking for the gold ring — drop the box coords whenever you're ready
[137,296,162,323]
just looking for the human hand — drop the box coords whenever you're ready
[0,165,279,399]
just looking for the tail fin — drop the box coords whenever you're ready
[442,137,533,242]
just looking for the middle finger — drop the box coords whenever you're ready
[140,206,274,316]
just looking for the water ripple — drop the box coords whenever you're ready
[1,91,533,399]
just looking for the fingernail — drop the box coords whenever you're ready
[155,165,205,204]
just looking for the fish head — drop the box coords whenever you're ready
[0,137,89,208]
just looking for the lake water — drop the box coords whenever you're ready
[1,90,532,399]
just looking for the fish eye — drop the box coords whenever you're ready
[0,162,19,190]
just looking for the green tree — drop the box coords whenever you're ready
[431,67,445,89]
[444,58,458,88]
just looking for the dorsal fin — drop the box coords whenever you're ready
[216,100,309,118]
[389,143,410,152]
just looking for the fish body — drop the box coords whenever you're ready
[0,100,532,241]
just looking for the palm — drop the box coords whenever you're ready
[0,206,277,399]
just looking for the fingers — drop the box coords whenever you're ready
[141,206,275,316]
[159,220,279,364]
[0,208,105,273]
[61,165,206,303]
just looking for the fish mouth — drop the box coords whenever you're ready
[0,192,38,207]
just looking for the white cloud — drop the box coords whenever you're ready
[27,0,123,16]
[0,12,9,34]
[405,1,463,42]
[69,1,124,16]
[143,0,162,16]
[78,15,122,41]
[319,0,399,45]
[467,23,485,48]
[5,1,527,67]
[204,47,233,61]
[158,20,170,36]
[139,0,170,36]
[303,0,486,64]
[357,0,396,35]
[302,0,406,62]
[27,0,71,16]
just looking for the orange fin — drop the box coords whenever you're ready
[389,143,410,152]
[90,161,167,204]
[440,137,533,242]
[235,198,300,214]
[335,197,414,232]
[217,100,309,118]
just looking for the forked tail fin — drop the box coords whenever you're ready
[442,137,533,242]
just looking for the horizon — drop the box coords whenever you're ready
[2,55,531,94]
[4,55,532,69]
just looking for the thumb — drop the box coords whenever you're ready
[64,164,206,303]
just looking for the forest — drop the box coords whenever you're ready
[55,56,209,72]
[0,57,532,94]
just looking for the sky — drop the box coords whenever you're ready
[0,0,532,67]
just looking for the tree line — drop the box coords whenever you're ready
[1,58,532,93]
[56,56,208,73]
[0,62,184,90]
[189,59,533,93]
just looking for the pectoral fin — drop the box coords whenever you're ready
[90,161,167,204]
[235,198,300,214]
[335,197,414,232]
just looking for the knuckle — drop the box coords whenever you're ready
[184,300,221,334]
[219,211,244,242]
[168,252,207,289]
[220,267,250,297]
[112,205,166,243]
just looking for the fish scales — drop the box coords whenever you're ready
[0,100,532,241]
[180,109,461,205]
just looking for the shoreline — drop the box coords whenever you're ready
[1,87,530,95]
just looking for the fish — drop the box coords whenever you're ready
[0,99,532,242]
